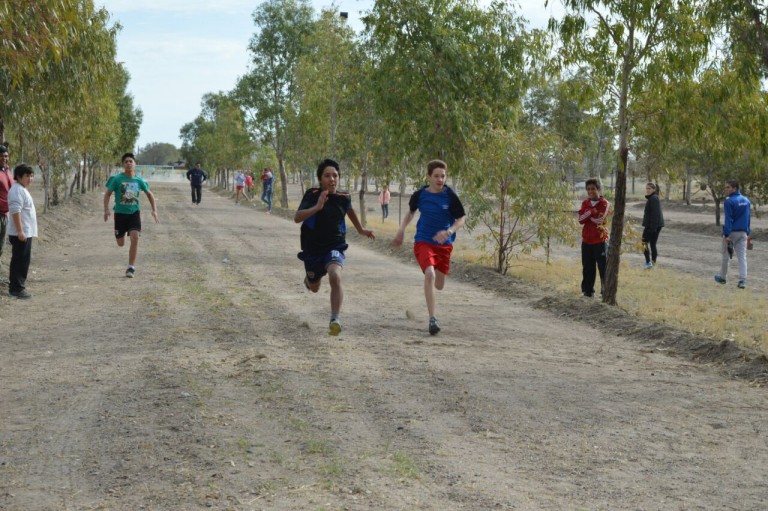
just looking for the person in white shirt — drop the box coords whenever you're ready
[7,164,37,298]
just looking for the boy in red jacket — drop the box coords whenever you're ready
[578,178,610,297]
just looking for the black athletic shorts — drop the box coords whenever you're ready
[114,211,142,238]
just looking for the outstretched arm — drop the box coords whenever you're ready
[347,208,375,239]
[392,210,415,247]
[145,190,160,223]
[103,190,113,222]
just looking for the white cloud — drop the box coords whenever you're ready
[98,0,256,14]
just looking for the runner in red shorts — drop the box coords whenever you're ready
[392,159,466,335]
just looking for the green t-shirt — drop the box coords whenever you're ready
[106,173,150,215]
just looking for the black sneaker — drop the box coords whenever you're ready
[9,290,31,299]
[125,267,135,278]
[428,317,440,335]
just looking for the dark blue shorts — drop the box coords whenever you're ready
[298,244,348,283]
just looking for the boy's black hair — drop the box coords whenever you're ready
[726,179,740,191]
[121,152,136,163]
[0,145,7,154]
[13,164,34,180]
[585,177,601,190]
[316,158,340,181]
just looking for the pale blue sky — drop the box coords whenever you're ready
[97,1,564,150]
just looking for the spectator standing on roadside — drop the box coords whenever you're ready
[0,144,13,284]
[104,152,160,278]
[261,167,274,213]
[234,171,246,204]
[294,158,375,336]
[7,164,37,299]
[578,178,610,298]
[715,179,751,289]
[378,184,391,221]
[245,171,254,200]
[641,182,664,268]
[392,160,466,336]
[186,162,208,205]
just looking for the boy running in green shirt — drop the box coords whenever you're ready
[104,152,160,278]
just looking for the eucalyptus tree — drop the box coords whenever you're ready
[0,0,89,142]
[236,0,314,208]
[465,125,577,273]
[363,0,545,173]
[550,0,709,305]
[137,143,181,166]
[524,74,613,183]
[705,1,768,77]
[679,64,768,222]
[291,10,355,165]
[5,2,126,209]
[180,93,254,187]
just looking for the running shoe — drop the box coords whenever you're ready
[428,317,440,335]
[329,318,342,336]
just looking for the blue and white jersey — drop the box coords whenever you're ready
[408,185,465,245]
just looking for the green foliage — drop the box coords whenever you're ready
[179,93,254,179]
[137,142,181,166]
[0,1,138,209]
[363,0,547,171]
[465,125,577,274]
[235,0,315,207]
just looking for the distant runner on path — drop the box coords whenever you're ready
[103,152,160,278]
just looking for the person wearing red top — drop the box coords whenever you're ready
[577,177,610,298]
[0,144,14,284]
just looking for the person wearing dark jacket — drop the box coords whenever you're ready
[186,163,208,205]
[578,178,611,298]
[641,182,664,268]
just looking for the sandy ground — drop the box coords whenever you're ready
[2,181,768,511]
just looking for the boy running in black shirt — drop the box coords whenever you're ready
[295,159,375,335]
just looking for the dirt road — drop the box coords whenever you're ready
[2,182,768,511]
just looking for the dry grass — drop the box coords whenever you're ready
[506,255,768,352]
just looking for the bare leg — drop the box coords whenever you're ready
[424,266,437,318]
[128,230,140,266]
[327,263,343,316]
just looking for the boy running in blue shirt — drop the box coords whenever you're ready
[392,160,466,335]
[295,159,375,335]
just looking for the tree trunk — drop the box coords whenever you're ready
[603,36,634,306]
[358,155,369,227]
[278,157,288,209]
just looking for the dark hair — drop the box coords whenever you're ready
[427,159,446,176]
[0,145,7,155]
[726,179,740,191]
[121,152,135,163]
[646,182,658,194]
[316,158,339,181]
[585,177,601,190]
[13,164,34,180]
